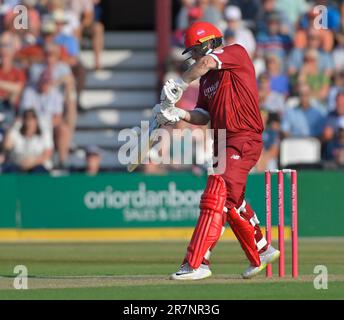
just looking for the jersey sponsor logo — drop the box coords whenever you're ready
[203,80,219,99]
[230,154,240,160]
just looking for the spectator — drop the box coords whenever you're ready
[176,0,196,31]
[295,10,334,52]
[298,0,341,32]
[0,1,23,52]
[323,91,344,147]
[0,36,26,128]
[258,73,285,115]
[52,9,80,61]
[173,6,204,48]
[67,0,93,37]
[281,84,325,138]
[223,27,235,46]
[256,110,280,172]
[288,28,334,79]
[297,49,330,103]
[265,53,289,96]
[319,0,341,31]
[326,118,344,166]
[229,0,260,22]
[67,0,104,70]
[27,42,74,87]
[176,0,223,31]
[27,43,76,118]
[256,11,292,64]
[275,0,308,26]
[91,0,104,70]
[223,5,256,57]
[339,0,344,34]
[2,109,53,173]
[210,0,228,15]
[256,0,291,36]
[324,117,344,168]
[85,145,101,175]
[52,9,86,107]
[0,1,19,32]
[0,29,21,53]
[21,57,71,167]
[333,27,344,71]
[328,71,344,112]
[17,14,80,74]
[21,67,64,128]
[15,19,71,67]
[23,43,76,166]
[4,0,41,45]
[40,0,80,37]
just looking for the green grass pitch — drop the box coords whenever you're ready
[0,239,343,299]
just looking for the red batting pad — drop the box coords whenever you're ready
[239,202,268,254]
[227,207,261,267]
[186,175,227,269]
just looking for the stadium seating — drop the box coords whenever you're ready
[69,31,157,171]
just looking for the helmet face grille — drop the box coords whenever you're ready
[182,37,223,56]
[212,37,223,49]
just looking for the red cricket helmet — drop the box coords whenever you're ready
[182,21,223,55]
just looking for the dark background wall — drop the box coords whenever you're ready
[101,0,181,30]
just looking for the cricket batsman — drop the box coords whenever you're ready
[153,21,280,280]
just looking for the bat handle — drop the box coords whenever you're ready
[149,118,159,130]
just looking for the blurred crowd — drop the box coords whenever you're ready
[0,0,104,174]
[165,0,344,172]
[2,0,344,175]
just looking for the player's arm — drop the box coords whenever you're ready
[160,55,218,108]
[182,55,218,84]
[183,108,210,125]
[153,104,209,126]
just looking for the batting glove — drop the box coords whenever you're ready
[160,78,189,109]
[155,106,187,126]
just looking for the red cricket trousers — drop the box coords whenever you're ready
[220,136,263,210]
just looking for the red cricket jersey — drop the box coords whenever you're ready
[196,44,263,143]
[0,66,26,104]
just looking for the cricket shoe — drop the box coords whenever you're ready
[170,263,212,280]
[242,245,280,279]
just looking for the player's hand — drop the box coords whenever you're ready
[155,106,187,126]
[160,78,189,109]
[153,103,174,126]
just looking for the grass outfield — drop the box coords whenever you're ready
[0,239,343,299]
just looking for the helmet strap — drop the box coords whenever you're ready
[205,48,213,55]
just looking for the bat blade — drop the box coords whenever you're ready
[127,118,160,172]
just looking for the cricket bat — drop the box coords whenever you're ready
[126,118,160,172]
[127,87,179,172]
